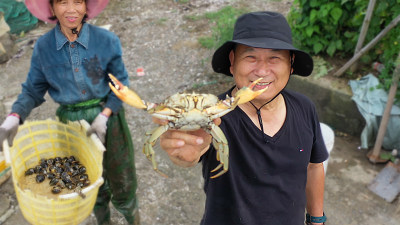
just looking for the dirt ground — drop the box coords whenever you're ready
[1,0,400,225]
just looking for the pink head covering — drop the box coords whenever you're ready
[25,0,109,24]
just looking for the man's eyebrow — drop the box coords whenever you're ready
[271,49,286,53]
[242,47,285,53]
[242,47,256,53]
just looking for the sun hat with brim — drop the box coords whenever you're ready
[25,0,109,24]
[212,11,313,77]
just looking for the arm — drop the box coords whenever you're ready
[306,162,325,225]
[12,44,49,122]
[105,34,129,114]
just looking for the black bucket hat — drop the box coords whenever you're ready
[212,11,313,77]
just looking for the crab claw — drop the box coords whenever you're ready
[108,73,147,109]
[234,78,269,105]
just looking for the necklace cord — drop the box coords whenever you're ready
[249,93,280,143]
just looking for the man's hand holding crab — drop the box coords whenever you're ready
[156,118,221,168]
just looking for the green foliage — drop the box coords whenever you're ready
[312,56,333,79]
[198,6,248,49]
[288,0,400,82]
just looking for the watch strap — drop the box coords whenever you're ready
[306,213,327,223]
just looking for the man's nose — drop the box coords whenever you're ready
[255,61,271,76]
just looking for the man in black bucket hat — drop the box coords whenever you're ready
[159,11,328,225]
[212,11,313,77]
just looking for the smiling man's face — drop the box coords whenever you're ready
[229,44,292,104]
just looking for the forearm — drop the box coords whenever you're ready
[306,162,325,217]
[101,107,112,117]
[104,94,123,114]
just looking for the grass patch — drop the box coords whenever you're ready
[156,18,168,25]
[198,6,248,49]
[312,56,333,79]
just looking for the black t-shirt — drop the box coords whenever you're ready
[201,88,329,225]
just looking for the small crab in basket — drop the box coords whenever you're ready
[108,74,268,178]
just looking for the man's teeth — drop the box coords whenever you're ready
[257,82,271,85]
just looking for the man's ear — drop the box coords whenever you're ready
[229,50,235,75]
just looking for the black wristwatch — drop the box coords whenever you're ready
[306,212,327,224]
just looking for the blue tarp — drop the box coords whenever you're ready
[349,74,400,150]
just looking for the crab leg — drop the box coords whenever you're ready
[208,123,229,178]
[143,125,170,178]
[108,73,147,109]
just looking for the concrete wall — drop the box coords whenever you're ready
[287,75,365,136]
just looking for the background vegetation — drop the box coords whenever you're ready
[197,1,400,90]
[197,6,248,49]
[288,0,400,87]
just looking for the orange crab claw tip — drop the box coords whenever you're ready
[108,73,116,79]
[108,73,122,87]
[256,86,269,94]
[249,78,264,89]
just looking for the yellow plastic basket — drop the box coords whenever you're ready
[2,119,105,225]
[0,152,11,186]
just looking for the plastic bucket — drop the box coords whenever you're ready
[3,119,105,225]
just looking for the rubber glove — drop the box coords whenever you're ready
[0,114,20,151]
[86,113,108,144]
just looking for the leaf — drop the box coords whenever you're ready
[326,42,337,56]
[312,25,320,35]
[344,31,353,38]
[330,7,343,23]
[341,0,349,4]
[313,42,323,54]
[336,40,343,50]
[310,0,319,7]
[310,9,318,22]
[298,18,309,28]
[306,26,314,37]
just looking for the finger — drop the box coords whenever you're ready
[168,130,205,146]
[99,134,106,144]
[213,117,221,126]
[7,136,14,147]
[159,136,185,152]
[86,128,94,137]
[0,128,7,147]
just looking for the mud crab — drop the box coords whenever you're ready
[108,74,268,178]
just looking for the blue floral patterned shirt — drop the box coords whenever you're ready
[12,23,129,121]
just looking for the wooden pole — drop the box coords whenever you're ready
[368,53,400,163]
[334,14,400,77]
[350,0,376,72]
